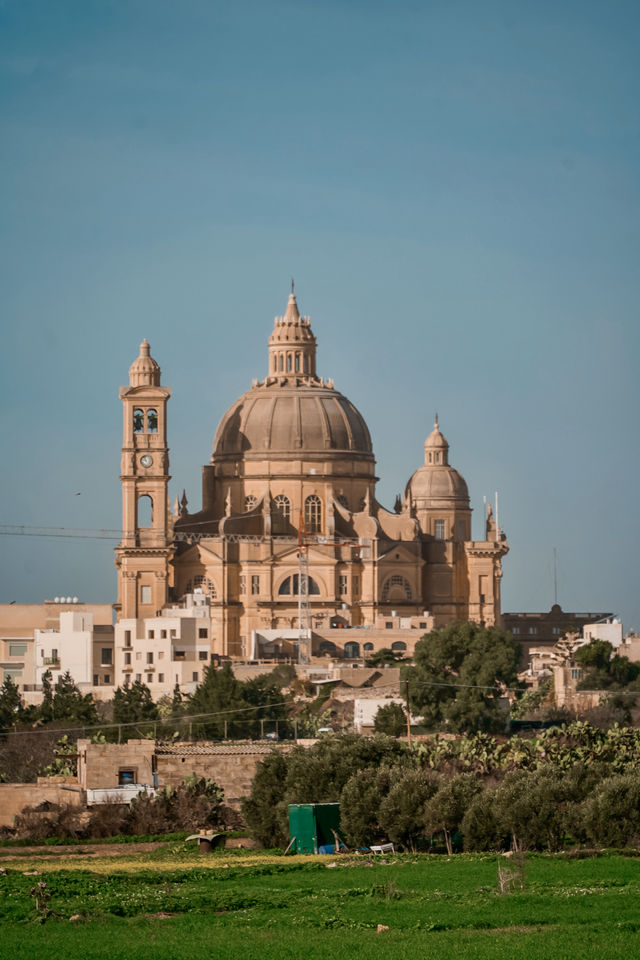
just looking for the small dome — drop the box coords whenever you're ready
[129,339,161,387]
[406,465,469,502]
[406,417,469,504]
[213,382,373,462]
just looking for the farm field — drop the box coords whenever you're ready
[1,846,639,960]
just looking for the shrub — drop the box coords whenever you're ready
[582,773,640,847]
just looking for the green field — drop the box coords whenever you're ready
[1,846,639,959]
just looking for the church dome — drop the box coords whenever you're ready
[212,287,374,465]
[406,418,469,503]
[213,382,373,460]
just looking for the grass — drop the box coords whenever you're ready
[1,848,639,958]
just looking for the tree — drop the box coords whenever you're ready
[373,702,407,737]
[241,751,291,848]
[404,622,520,733]
[379,767,438,851]
[37,671,99,725]
[424,773,482,854]
[582,773,640,847]
[339,765,395,847]
[189,663,291,739]
[0,676,24,733]
[113,680,158,724]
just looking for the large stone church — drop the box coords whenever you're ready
[115,288,508,660]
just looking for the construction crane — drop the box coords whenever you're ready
[297,509,312,665]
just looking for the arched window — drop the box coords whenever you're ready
[272,495,291,534]
[295,353,300,372]
[137,494,153,527]
[147,409,158,433]
[434,452,440,464]
[185,575,217,599]
[344,641,361,659]
[303,355,308,373]
[363,642,374,652]
[286,354,292,372]
[305,495,322,534]
[319,640,337,657]
[278,575,321,596]
[244,495,258,512]
[391,640,407,652]
[279,354,284,372]
[133,409,144,433]
[381,575,412,602]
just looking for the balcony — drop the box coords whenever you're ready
[43,657,60,666]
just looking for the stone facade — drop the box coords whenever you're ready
[114,288,508,679]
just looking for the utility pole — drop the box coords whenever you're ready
[404,679,412,748]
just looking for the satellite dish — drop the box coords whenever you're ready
[73,597,79,603]
[54,597,60,603]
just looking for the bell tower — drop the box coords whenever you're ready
[114,340,173,619]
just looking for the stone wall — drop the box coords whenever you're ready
[77,739,297,807]
[0,776,83,829]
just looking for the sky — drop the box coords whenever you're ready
[0,0,638,629]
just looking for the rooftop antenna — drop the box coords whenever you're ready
[494,491,500,537]
[553,547,558,606]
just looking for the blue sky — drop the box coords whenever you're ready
[1,0,638,628]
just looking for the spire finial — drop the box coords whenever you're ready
[435,412,439,428]
[291,277,295,295]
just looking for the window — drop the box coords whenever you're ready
[273,495,291,533]
[305,495,322,534]
[192,672,198,683]
[158,673,164,682]
[101,648,112,666]
[287,353,292,372]
[8,642,27,657]
[339,575,347,595]
[161,630,167,639]
[295,353,300,372]
[146,652,153,664]
[381,575,412,602]
[137,495,153,526]
[528,627,538,635]
[124,652,131,665]
[552,627,561,635]
[135,673,142,682]
[434,520,446,540]
[199,651,208,661]
[385,622,393,630]
[391,641,407,652]
[50,648,58,661]
[198,628,208,639]
[239,575,246,595]
[278,575,321,596]
[148,630,155,639]
[244,495,258,512]
[185,575,217,599]
[344,641,360,658]
[571,668,583,680]
[140,585,151,604]
[353,575,360,595]
[363,642,374,652]
[147,409,158,433]
[147,673,153,683]
[251,575,260,595]
[124,630,132,647]
[434,452,440,464]
[133,409,144,433]
[93,674,99,685]
[419,622,427,629]
[170,629,176,638]
[104,673,111,684]
[512,627,520,635]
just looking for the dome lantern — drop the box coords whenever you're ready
[129,339,161,387]
[268,282,318,380]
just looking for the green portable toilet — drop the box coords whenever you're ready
[288,803,341,854]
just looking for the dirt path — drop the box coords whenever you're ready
[0,840,166,859]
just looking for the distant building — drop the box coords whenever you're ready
[0,601,113,695]
[502,603,613,658]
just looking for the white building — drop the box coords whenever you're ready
[114,590,215,697]
[33,610,114,700]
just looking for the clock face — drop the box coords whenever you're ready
[140,455,153,468]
